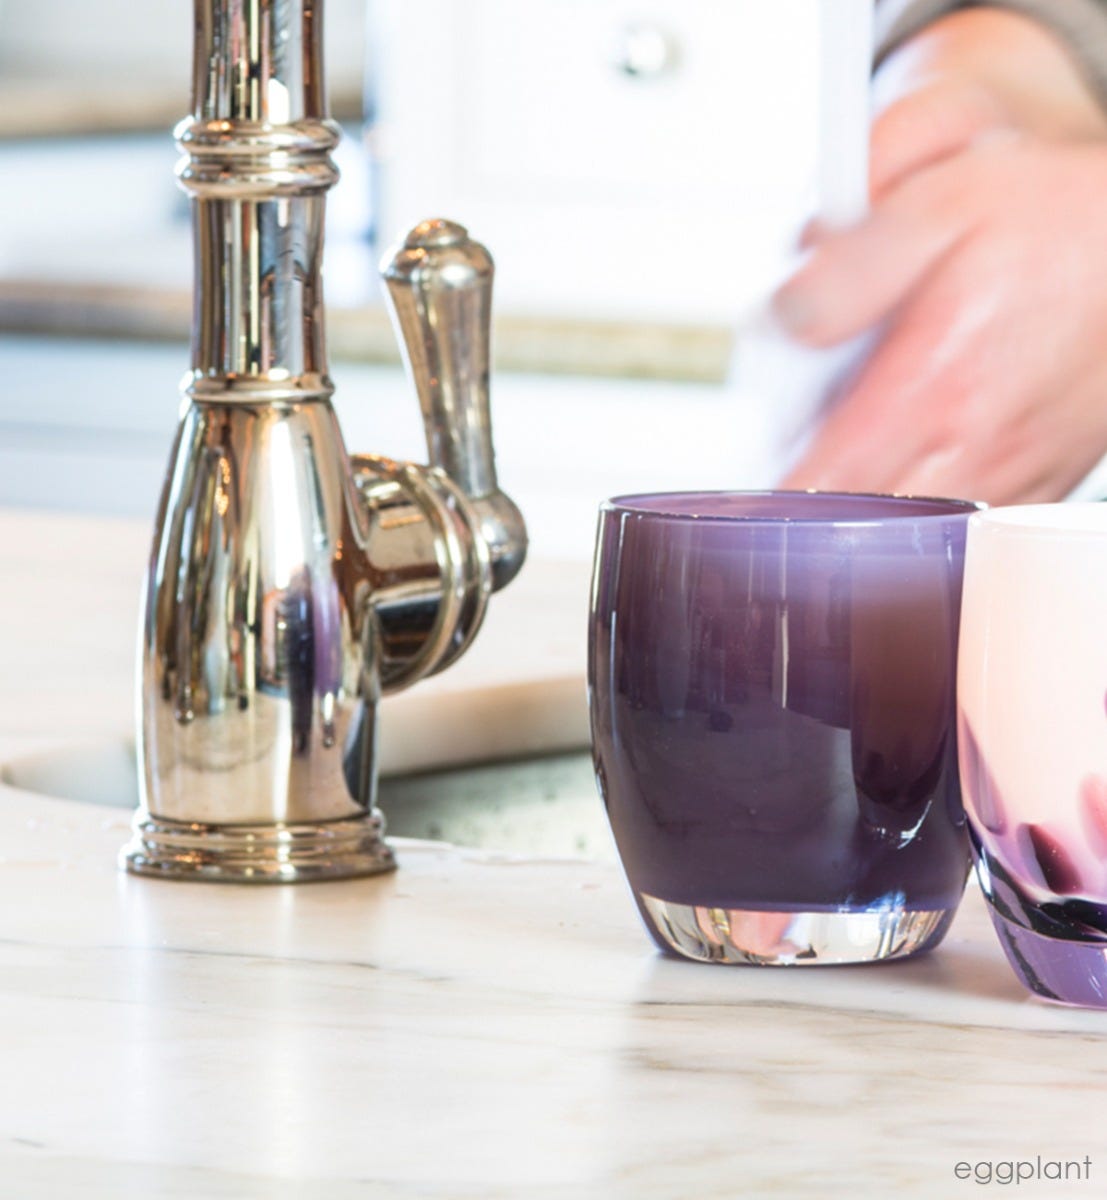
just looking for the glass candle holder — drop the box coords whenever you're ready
[589,491,979,965]
[959,503,1107,1006]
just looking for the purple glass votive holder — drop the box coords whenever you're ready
[589,491,980,965]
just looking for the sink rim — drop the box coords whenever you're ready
[0,734,613,863]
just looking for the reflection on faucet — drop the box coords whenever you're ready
[279,567,315,755]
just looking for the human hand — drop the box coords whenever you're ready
[776,8,1107,504]
[777,138,1107,503]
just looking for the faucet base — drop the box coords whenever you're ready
[121,811,396,884]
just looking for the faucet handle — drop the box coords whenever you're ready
[380,219,527,590]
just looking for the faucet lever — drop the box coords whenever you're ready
[381,219,527,590]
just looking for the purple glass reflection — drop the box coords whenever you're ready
[589,491,978,965]
[962,713,1107,1007]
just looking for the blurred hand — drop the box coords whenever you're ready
[777,8,1107,503]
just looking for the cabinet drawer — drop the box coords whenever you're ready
[370,0,824,320]
[458,0,817,204]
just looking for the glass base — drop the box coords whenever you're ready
[639,893,955,965]
[122,810,396,883]
[988,906,1107,1008]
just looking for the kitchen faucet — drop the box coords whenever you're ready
[123,0,526,882]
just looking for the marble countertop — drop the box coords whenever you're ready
[2,508,1107,1197]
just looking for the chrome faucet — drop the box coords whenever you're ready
[123,0,525,882]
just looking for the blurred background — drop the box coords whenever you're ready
[0,0,825,558]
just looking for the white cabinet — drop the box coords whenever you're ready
[368,0,822,321]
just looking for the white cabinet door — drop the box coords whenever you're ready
[369,0,822,321]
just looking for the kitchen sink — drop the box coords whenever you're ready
[0,739,615,862]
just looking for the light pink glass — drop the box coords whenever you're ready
[959,504,1107,1006]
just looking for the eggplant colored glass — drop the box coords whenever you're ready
[589,491,979,965]
[959,504,1107,1007]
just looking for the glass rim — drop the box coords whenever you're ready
[969,502,1107,539]
[601,489,985,527]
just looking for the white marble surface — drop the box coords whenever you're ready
[2,509,1107,1198]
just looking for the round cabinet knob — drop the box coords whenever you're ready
[612,23,679,80]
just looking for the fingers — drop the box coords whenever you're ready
[779,249,990,495]
[773,155,983,349]
[778,277,1080,505]
[870,81,1012,202]
[780,218,1107,506]
[774,79,1014,349]
[892,442,1051,506]
[778,136,1107,506]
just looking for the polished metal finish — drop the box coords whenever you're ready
[125,0,525,883]
[382,220,527,592]
[351,453,493,687]
[179,0,337,401]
